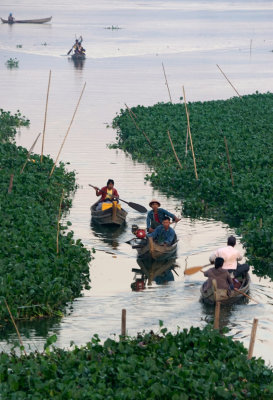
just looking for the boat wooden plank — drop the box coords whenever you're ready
[1,17,52,24]
[131,238,177,260]
[90,202,127,226]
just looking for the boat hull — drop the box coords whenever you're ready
[131,238,177,260]
[1,17,52,24]
[90,202,127,226]
[72,53,86,60]
[200,273,251,305]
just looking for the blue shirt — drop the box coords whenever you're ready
[147,225,176,245]
[146,208,175,229]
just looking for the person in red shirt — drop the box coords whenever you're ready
[93,179,119,210]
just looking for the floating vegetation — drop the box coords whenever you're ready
[41,42,48,46]
[0,325,272,398]
[16,44,22,48]
[113,93,273,279]
[104,25,121,30]
[5,58,19,69]
[0,109,92,322]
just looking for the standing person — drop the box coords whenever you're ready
[146,199,180,233]
[202,257,234,294]
[147,216,176,246]
[209,235,249,277]
[93,179,119,210]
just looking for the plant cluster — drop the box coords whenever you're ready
[104,25,121,30]
[0,109,91,322]
[112,93,273,279]
[5,58,19,69]
[0,325,272,399]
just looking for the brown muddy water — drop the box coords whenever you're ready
[0,0,273,364]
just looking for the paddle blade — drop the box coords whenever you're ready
[128,202,147,213]
[184,266,206,275]
[67,48,72,55]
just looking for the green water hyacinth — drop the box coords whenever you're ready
[112,93,273,279]
[0,109,91,322]
[0,325,272,398]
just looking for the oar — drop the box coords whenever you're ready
[89,184,147,213]
[184,263,211,275]
[234,288,260,304]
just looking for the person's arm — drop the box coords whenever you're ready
[147,225,159,239]
[209,251,216,264]
[236,250,243,261]
[165,228,175,245]
[113,188,119,199]
[146,211,151,229]
[204,269,211,277]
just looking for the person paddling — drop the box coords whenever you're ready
[93,179,119,210]
[146,199,180,233]
[202,257,234,294]
[147,216,176,246]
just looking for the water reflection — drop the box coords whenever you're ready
[131,256,179,289]
[90,220,127,250]
[68,56,85,70]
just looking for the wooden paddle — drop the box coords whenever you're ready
[184,263,211,275]
[234,288,260,304]
[67,46,73,55]
[89,184,147,213]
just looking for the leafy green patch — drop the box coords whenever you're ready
[5,58,19,69]
[0,109,91,322]
[112,93,273,279]
[0,326,272,399]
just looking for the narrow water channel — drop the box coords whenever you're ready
[0,0,273,364]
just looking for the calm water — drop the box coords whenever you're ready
[0,0,273,364]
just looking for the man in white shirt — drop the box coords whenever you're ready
[209,236,249,278]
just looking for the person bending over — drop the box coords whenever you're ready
[147,216,176,246]
[203,257,234,294]
[147,199,180,233]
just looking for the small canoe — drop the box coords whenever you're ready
[1,17,52,24]
[200,273,251,305]
[91,201,127,226]
[72,53,86,60]
[131,236,177,260]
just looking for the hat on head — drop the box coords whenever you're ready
[149,199,161,207]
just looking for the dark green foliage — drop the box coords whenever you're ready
[112,93,273,279]
[0,326,272,399]
[0,110,91,321]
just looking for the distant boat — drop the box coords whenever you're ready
[1,17,52,24]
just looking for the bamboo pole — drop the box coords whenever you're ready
[248,318,258,359]
[56,189,64,255]
[49,82,86,178]
[41,70,52,163]
[121,309,126,336]
[20,132,42,174]
[4,298,27,356]
[214,301,221,330]
[216,64,242,98]
[182,86,198,179]
[8,174,14,194]
[124,103,154,149]
[167,130,182,169]
[224,136,234,186]
[162,62,172,103]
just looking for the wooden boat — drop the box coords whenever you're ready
[91,201,127,226]
[72,53,86,60]
[1,17,52,24]
[200,272,251,305]
[131,236,178,260]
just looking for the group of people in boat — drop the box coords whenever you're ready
[202,235,249,294]
[93,180,249,294]
[71,36,85,56]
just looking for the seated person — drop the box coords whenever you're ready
[147,216,176,246]
[93,179,119,210]
[8,13,14,23]
[147,199,180,233]
[209,235,249,277]
[203,257,234,294]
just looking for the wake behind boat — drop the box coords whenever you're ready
[1,17,52,24]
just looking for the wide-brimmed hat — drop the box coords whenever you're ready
[149,199,161,207]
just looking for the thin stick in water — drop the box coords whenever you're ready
[248,318,258,359]
[224,136,234,186]
[167,130,182,169]
[50,82,86,177]
[41,70,52,163]
[121,309,126,337]
[216,64,242,98]
[214,301,221,330]
[20,132,42,174]
[162,62,172,103]
[56,189,64,254]
[4,298,27,356]
[182,86,198,179]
